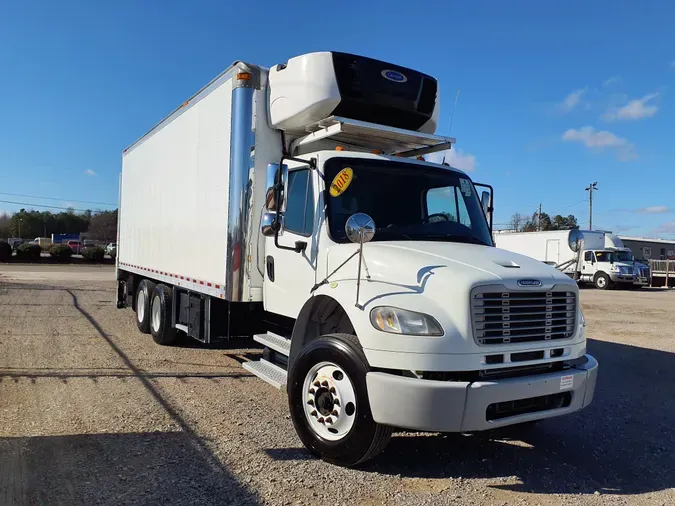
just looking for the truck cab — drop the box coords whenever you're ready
[580,249,635,289]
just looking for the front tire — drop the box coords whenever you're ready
[150,284,177,346]
[287,333,393,467]
[136,280,156,333]
[594,272,610,290]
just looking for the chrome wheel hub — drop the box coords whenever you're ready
[302,362,357,441]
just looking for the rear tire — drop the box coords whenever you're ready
[594,272,610,290]
[135,280,156,333]
[287,333,393,467]
[150,284,177,346]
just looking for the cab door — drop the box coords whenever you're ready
[263,165,318,318]
[582,251,597,276]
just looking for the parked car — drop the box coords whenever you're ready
[66,240,83,254]
[11,240,25,251]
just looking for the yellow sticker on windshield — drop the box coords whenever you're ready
[329,167,353,197]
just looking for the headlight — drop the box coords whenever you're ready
[370,307,443,336]
[610,265,620,272]
[579,309,586,328]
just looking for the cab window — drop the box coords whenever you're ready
[284,169,314,236]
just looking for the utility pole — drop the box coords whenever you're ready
[538,203,542,231]
[585,182,598,230]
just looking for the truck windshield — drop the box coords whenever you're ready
[324,157,492,246]
[616,251,633,262]
[595,251,618,263]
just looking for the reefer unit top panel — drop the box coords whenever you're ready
[268,52,439,134]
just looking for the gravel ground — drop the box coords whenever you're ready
[1,266,674,505]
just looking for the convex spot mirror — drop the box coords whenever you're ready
[345,213,376,244]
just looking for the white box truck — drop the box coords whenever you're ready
[494,230,637,289]
[117,52,598,466]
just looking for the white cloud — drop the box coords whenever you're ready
[559,88,587,112]
[427,149,477,172]
[561,126,636,161]
[603,75,621,87]
[602,93,659,121]
[84,169,96,176]
[654,221,675,237]
[637,206,672,214]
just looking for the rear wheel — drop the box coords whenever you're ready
[594,272,610,290]
[288,333,393,467]
[135,280,156,333]
[150,284,177,346]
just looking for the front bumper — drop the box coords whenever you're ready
[609,273,635,283]
[366,354,598,432]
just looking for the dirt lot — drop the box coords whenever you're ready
[1,266,674,506]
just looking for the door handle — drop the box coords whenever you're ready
[266,256,275,282]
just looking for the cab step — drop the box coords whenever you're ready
[242,359,287,389]
[253,332,291,356]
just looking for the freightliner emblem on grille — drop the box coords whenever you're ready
[517,279,542,287]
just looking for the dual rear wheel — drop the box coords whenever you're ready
[135,280,177,345]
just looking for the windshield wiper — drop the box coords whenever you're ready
[424,234,488,246]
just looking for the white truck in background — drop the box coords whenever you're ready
[116,51,598,466]
[494,229,640,289]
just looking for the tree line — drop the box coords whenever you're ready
[0,208,118,241]
[508,210,579,232]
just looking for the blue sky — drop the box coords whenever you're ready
[1,0,674,237]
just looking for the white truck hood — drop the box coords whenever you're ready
[327,241,573,288]
[322,241,580,359]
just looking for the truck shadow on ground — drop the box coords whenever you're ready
[0,285,261,506]
[0,431,258,506]
[268,338,675,496]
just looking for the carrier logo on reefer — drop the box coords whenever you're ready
[381,70,407,83]
[517,279,542,287]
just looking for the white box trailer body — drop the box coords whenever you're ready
[119,65,279,303]
[116,52,597,467]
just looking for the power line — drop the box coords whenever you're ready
[0,192,115,207]
[0,199,113,213]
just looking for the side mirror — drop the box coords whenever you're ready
[265,163,288,212]
[474,183,494,233]
[345,213,376,244]
[481,191,491,217]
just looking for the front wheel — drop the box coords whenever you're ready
[287,334,393,467]
[594,272,610,290]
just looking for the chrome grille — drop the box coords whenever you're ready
[472,288,576,345]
